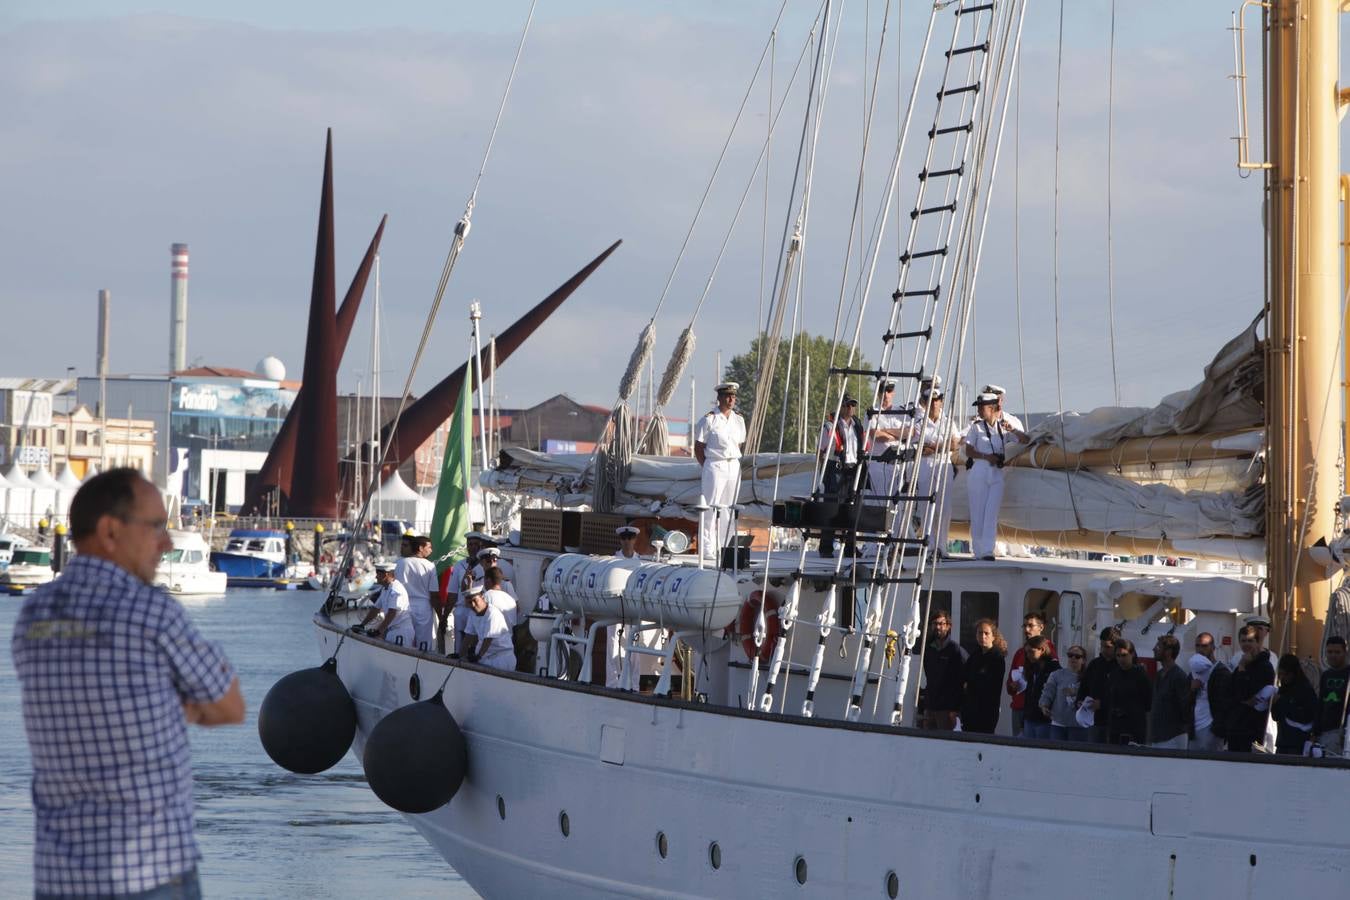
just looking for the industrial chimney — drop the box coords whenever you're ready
[96,289,110,377]
[170,243,189,374]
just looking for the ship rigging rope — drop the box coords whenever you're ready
[1106,0,1121,406]
[874,0,1031,720]
[316,2,537,616]
[1050,0,1084,533]
[630,3,816,453]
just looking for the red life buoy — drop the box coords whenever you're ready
[738,589,782,662]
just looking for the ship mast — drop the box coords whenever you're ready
[1263,0,1343,657]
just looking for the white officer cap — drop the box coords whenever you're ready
[982,384,1007,396]
[715,381,740,394]
[477,546,501,559]
[464,530,485,542]
[973,393,1000,407]
[464,581,484,597]
[373,558,396,574]
[616,525,640,538]
[921,385,945,400]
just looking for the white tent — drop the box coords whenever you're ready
[373,470,425,531]
[2,463,37,527]
[419,476,488,534]
[28,466,64,521]
[55,465,84,525]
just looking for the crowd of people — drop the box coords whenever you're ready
[814,378,1027,560]
[920,610,1350,755]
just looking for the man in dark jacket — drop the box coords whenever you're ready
[1078,626,1119,743]
[1105,639,1152,745]
[1226,625,1276,752]
[1149,634,1191,749]
[921,610,968,730]
[1314,635,1350,756]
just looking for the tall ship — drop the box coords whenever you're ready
[261,1,1350,895]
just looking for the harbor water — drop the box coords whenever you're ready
[0,587,479,899]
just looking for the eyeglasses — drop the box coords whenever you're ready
[121,516,169,534]
[1067,653,1085,659]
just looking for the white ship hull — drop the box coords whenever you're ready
[316,615,1350,899]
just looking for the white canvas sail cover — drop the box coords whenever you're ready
[484,448,1260,543]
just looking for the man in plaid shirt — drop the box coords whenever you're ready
[13,468,244,898]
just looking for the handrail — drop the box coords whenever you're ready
[1231,1,1274,170]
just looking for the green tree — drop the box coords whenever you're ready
[723,333,874,454]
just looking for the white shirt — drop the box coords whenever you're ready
[376,580,412,631]
[914,413,954,463]
[448,559,471,609]
[694,409,746,461]
[467,605,516,670]
[394,555,439,624]
[999,410,1025,434]
[484,587,518,628]
[472,558,516,585]
[964,418,1008,459]
[869,406,911,457]
[820,417,861,464]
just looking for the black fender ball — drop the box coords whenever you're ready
[362,691,468,814]
[258,658,357,774]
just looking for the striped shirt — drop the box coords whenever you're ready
[12,555,235,895]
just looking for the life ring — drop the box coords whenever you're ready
[738,589,782,662]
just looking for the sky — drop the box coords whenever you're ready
[0,1,1323,419]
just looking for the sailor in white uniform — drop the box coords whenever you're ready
[964,393,1010,560]
[357,560,415,647]
[693,382,746,561]
[983,384,1029,440]
[448,531,485,656]
[394,535,441,651]
[474,547,518,600]
[913,385,960,557]
[867,380,912,507]
[463,582,517,671]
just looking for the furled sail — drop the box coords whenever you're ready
[1011,316,1263,457]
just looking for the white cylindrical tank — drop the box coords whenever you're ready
[544,554,745,630]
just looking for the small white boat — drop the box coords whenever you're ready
[1,546,53,588]
[0,532,31,569]
[155,530,227,596]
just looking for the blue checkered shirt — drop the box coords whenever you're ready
[12,555,235,896]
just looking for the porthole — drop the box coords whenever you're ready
[496,795,506,820]
[975,793,981,804]
[409,673,421,700]
[657,831,669,859]
[709,842,722,870]
[794,856,808,885]
[886,870,899,898]
[559,810,570,837]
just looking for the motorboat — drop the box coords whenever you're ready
[210,528,313,580]
[154,530,227,596]
[1,545,54,589]
[0,532,30,571]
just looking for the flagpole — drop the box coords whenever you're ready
[469,302,491,533]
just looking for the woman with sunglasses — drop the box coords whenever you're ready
[1040,645,1089,741]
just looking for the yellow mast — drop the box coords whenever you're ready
[1264,0,1342,657]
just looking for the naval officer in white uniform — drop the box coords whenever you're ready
[867,380,911,506]
[964,393,1010,561]
[693,382,746,561]
[913,384,960,558]
[982,384,1028,440]
[357,560,415,646]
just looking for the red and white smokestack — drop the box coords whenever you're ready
[170,243,189,374]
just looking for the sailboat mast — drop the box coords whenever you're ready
[1264,0,1342,657]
